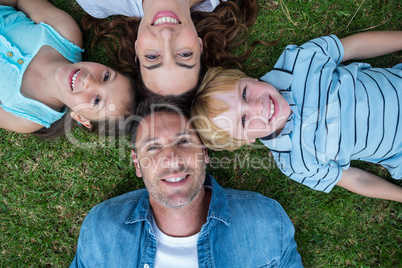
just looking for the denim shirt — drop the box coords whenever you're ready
[70,175,303,267]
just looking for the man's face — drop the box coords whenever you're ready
[132,111,210,208]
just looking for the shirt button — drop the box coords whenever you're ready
[18,59,24,64]
[7,52,13,57]
[144,264,150,268]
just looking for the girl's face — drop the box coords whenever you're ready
[55,62,132,122]
[212,78,292,143]
[136,0,203,96]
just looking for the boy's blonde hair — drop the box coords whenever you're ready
[191,67,249,151]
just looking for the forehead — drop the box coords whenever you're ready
[135,111,197,143]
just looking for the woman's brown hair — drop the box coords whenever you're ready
[80,0,267,79]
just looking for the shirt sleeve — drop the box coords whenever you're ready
[75,0,143,18]
[274,150,344,193]
[191,0,227,12]
[299,35,345,64]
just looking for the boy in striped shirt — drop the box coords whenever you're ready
[191,31,402,202]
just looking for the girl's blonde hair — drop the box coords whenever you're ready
[190,67,249,151]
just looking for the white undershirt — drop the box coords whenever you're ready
[152,217,199,268]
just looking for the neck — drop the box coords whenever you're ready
[150,187,211,237]
[39,59,68,108]
[22,47,68,111]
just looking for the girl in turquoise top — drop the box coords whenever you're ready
[0,0,136,136]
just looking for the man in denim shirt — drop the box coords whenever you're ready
[70,100,303,267]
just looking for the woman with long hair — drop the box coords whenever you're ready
[78,0,266,97]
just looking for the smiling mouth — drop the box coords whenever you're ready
[71,70,80,91]
[162,175,188,183]
[269,99,275,120]
[152,11,181,26]
[153,16,180,25]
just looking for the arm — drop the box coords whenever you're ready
[341,31,402,62]
[0,0,82,47]
[336,167,402,202]
[0,107,43,133]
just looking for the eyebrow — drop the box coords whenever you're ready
[143,62,196,70]
[143,63,162,70]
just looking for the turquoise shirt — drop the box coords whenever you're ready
[260,35,402,193]
[0,5,83,127]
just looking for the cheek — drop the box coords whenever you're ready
[138,156,159,171]
[180,28,201,48]
[248,119,267,130]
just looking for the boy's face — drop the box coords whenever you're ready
[212,78,292,143]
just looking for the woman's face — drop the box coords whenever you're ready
[136,0,203,96]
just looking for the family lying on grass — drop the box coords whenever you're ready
[1,0,401,203]
[2,0,401,266]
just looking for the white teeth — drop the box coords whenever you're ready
[269,100,275,120]
[71,70,80,90]
[153,16,179,25]
[164,176,186,183]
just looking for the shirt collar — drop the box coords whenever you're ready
[124,174,231,226]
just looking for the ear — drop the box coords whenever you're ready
[198,37,203,53]
[202,146,210,164]
[131,149,143,178]
[70,111,92,128]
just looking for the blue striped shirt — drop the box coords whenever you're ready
[260,35,402,193]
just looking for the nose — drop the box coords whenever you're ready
[160,27,175,42]
[163,147,184,170]
[82,73,95,91]
[249,98,264,116]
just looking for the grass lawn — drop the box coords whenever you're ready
[1,0,401,267]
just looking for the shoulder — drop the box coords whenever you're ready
[224,188,288,217]
[83,189,147,224]
[275,35,344,71]
[90,188,147,212]
[0,107,43,133]
[76,0,143,18]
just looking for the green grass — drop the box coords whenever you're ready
[1,0,401,267]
